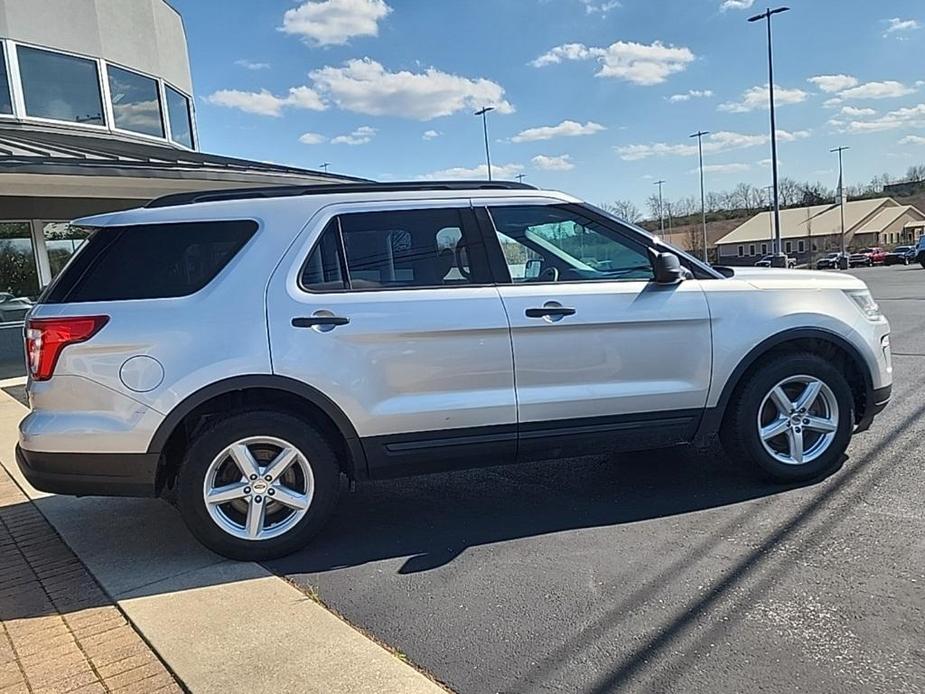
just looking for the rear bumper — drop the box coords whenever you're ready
[16,445,159,497]
[856,384,891,434]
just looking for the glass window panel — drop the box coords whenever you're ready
[43,222,91,279]
[107,65,164,137]
[165,86,193,147]
[0,224,39,317]
[0,45,12,115]
[17,45,104,125]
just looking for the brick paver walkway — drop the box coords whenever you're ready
[0,469,182,693]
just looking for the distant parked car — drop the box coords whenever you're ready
[755,254,796,269]
[850,248,886,267]
[816,252,846,270]
[917,237,925,268]
[0,293,33,323]
[883,246,916,265]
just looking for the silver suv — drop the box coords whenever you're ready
[17,182,892,560]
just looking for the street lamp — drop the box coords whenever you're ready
[748,5,790,268]
[831,145,850,269]
[654,179,666,234]
[690,130,710,262]
[474,107,495,181]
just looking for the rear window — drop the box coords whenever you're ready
[41,220,256,303]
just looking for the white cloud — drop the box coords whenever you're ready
[616,129,806,161]
[840,106,877,118]
[579,0,621,14]
[807,74,858,93]
[419,163,524,180]
[836,103,925,134]
[235,59,270,71]
[668,89,713,103]
[691,163,750,174]
[837,81,915,100]
[532,40,695,85]
[280,0,392,46]
[757,158,781,168]
[823,97,843,108]
[309,58,513,120]
[900,135,925,145]
[298,132,327,144]
[718,84,808,112]
[720,0,755,10]
[205,87,326,116]
[511,120,605,143]
[422,129,440,140]
[884,17,921,35]
[331,125,377,145]
[532,154,575,171]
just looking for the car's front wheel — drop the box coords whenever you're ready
[721,353,855,482]
[176,411,341,560]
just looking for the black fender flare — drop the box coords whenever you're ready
[146,375,368,477]
[696,327,874,441]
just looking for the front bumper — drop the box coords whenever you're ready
[16,445,159,497]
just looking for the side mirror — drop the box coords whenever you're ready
[650,250,685,285]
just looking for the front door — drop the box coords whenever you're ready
[267,201,517,478]
[478,202,713,461]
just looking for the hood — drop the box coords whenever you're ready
[726,266,867,291]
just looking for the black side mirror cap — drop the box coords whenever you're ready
[650,250,685,285]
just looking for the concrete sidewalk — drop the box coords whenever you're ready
[0,383,446,694]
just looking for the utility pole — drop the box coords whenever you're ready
[748,6,790,267]
[515,173,526,184]
[831,145,850,269]
[474,107,495,181]
[319,162,331,173]
[654,179,666,234]
[690,130,710,262]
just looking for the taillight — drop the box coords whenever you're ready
[25,316,109,381]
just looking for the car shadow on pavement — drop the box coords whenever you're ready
[266,441,827,577]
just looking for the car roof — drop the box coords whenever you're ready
[74,184,582,228]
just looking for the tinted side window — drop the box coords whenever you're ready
[488,205,654,283]
[41,221,256,303]
[301,208,489,291]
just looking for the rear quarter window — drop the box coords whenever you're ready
[41,220,257,303]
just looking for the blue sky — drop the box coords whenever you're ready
[173,0,924,210]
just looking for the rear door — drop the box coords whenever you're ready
[475,201,713,461]
[267,200,516,478]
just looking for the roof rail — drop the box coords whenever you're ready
[145,180,537,209]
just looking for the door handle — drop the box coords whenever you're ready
[525,306,576,318]
[292,316,350,328]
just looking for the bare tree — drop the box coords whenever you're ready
[602,199,642,223]
[906,164,925,182]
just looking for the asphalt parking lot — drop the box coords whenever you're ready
[268,265,925,694]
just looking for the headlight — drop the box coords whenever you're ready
[845,289,881,320]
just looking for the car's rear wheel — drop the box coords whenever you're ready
[721,353,854,482]
[176,411,341,560]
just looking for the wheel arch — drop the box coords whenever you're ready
[148,375,367,492]
[697,327,874,441]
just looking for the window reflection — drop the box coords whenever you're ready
[0,45,12,115]
[108,66,163,137]
[166,86,193,148]
[0,223,39,306]
[18,45,104,124]
[43,223,90,280]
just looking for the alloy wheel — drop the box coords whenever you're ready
[202,436,314,541]
[757,375,839,465]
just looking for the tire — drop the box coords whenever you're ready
[176,411,341,560]
[721,353,855,482]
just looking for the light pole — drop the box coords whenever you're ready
[764,184,774,252]
[748,5,790,267]
[831,145,850,269]
[319,162,331,173]
[474,106,495,181]
[690,130,710,262]
[654,179,666,234]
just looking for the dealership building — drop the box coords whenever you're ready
[0,0,360,373]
